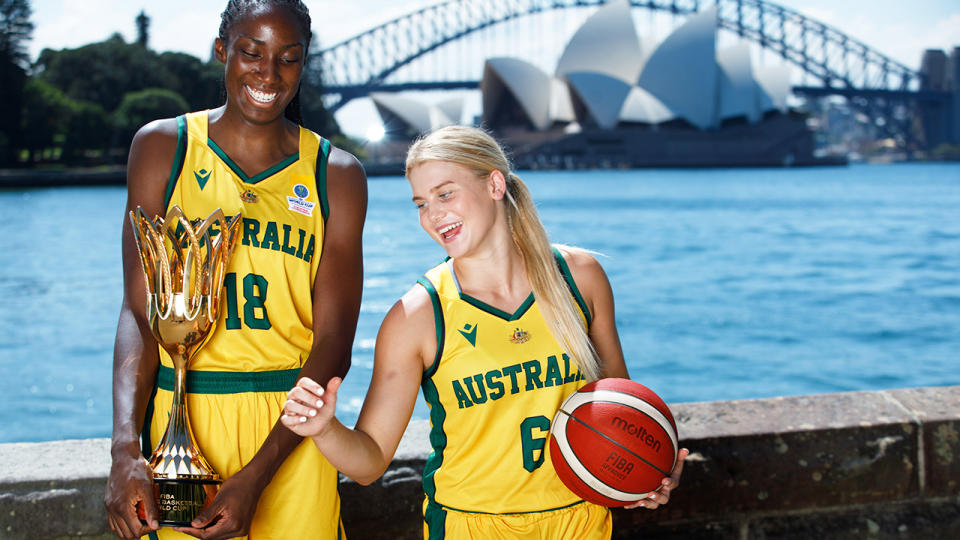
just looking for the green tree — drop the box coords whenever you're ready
[34,34,174,112]
[0,0,33,166]
[157,51,223,110]
[20,78,72,162]
[20,78,111,164]
[63,99,110,164]
[136,10,149,48]
[113,88,189,148]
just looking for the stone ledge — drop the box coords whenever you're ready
[1,385,957,539]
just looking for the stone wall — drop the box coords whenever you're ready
[2,386,958,539]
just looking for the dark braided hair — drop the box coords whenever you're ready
[218,0,312,124]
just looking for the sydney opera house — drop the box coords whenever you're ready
[371,1,834,167]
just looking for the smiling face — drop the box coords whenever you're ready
[214,4,307,125]
[409,160,507,259]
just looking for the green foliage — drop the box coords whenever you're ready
[113,88,190,147]
[157,52,224,110]
[0,0,33,165]
[16,13,342,167]
[35,34,176,112]
[21,78,73,159]
[0,61,26,165]
[136,10,149,48]
[20,77,111,164]
[1,0,34,69]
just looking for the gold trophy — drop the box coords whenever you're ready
[129,205,243,526]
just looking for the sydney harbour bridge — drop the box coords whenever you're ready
[304,0,954,150]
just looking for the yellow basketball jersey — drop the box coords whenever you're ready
[161,110,329,373]
[141,111,343,540]
[418,250,593,518]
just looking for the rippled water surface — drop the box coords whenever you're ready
[1,163,958,442]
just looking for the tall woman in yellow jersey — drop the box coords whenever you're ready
[283,125,687,539]
[104,1,367,539]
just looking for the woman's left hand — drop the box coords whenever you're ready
[173,467,262,539]
[624,447,689,510]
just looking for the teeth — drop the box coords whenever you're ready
[439,221,462,235]
[246,86,278,103]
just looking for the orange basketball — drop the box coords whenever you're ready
[549,378,678,507]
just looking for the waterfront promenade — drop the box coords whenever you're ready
[2,385,958,539]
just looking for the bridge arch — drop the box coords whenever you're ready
[308,0,920,111]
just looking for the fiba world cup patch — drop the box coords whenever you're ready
[287,183,316,217]
[510,327,531,344]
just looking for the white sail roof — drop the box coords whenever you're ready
[556,0,644,83]
[637,7,719,129]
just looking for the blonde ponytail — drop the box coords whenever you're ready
[406,126,602,381]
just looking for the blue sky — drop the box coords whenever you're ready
[27,0,960,137]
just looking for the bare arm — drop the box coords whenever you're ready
[179,147,368,539]
[282,285,433,485]
[561,249,629,379]
[563,249,689,510]
[104,119,181,539]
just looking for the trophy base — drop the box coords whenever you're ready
[154,477,221,527]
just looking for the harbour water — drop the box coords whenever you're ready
[1,163,958,443]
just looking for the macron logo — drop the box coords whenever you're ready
[194,169,211,190]
[458,323,478,347]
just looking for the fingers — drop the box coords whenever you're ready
[175,510,245,540]
[670,448,690,480]
[283,377,342,420]
[174,508,218,539]
[139,490,161,530]
[106,491,158,538]
[625,448,690,511]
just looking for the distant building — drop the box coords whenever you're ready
[373,0,841,167]
[370,92,463,139]
[482,2,791,133]
[919,47,960,149]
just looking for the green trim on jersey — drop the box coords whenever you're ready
[316,137,331,222]
[424,499,448,540]
[155,365,300,394]
[421,377,448,502]
[459,291,535,322]
[418,277,449,517]
[431,498,587,516]
[207,138,300,184]
[140,378,160,459]
[163,115,189,210]
[418,277,445,378]
[553,247,592,327]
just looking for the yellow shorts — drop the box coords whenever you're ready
[423,499,611,540]
[142,367,344,540]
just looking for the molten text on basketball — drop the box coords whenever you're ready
[610,417,662,452]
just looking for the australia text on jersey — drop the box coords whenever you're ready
[177,217,318,263]
[451,353,585,409]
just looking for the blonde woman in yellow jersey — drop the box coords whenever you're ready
[104,1,367,539]
[283,126,689,539]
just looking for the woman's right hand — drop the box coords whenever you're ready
[104,451,159,539]
[281,376,341,439]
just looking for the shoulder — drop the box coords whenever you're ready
[386,283,436,329]
[322,144,368,214]
[326,145,367,186]
[377,284,438,363]
[126,116,185,209]
[554,244,608,287]
[129,117,181,161]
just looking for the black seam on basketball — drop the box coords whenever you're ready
[562,398,677,450]
[556,407,672,479]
